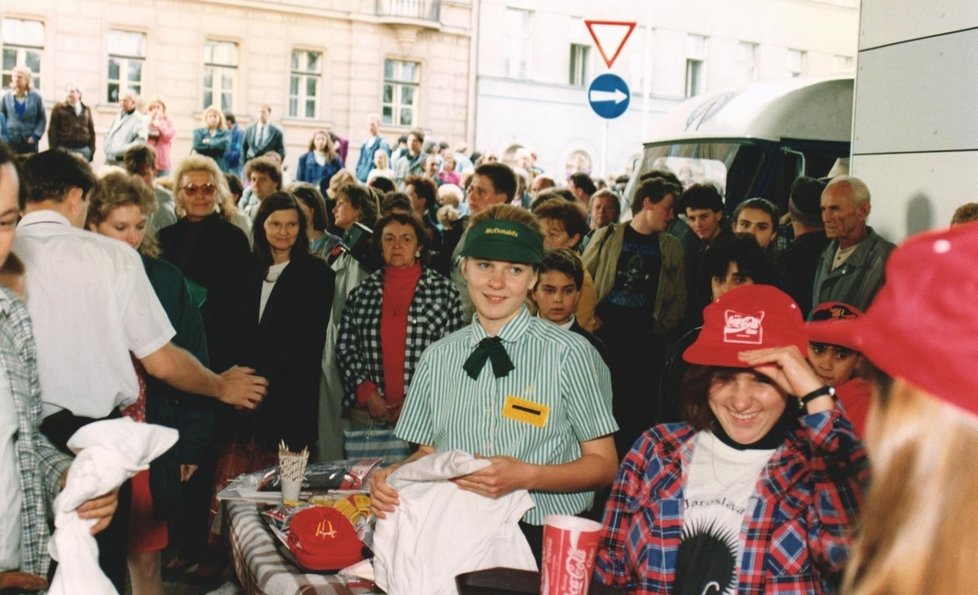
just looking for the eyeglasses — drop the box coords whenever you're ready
[182,184,217,197]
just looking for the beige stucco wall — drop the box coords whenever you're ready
[2,0,474,171]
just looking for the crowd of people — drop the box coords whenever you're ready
[2,68,978,595]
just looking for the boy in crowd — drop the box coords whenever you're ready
[733,197,780,252]
[532,248,610,366]
[680,182,729,330]
[533,199,596,330]
[806,301,871,438]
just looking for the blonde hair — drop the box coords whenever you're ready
[468,203,544,239]
[326,168,356,199]
[201,106,227,130]
[172,155,238,222]
[148,97,167,113]
[11,65,33,91]
[843,376,978,594]
[87,171,160,258]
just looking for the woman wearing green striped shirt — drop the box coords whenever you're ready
[370,204,619,559]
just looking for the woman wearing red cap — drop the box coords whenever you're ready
[838,223,978,594]
[594,284,867,594]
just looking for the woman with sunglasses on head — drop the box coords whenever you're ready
[160,155,254,374]
[157,155,256,578]
[594,284,868,594]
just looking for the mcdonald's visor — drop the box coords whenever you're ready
[287,506,363,571]
[460,218,544,264]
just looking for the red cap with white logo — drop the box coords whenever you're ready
[684,284,808,368]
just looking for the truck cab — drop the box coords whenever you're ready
[625,76,854,218]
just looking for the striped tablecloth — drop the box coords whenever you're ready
[225,500,380,595]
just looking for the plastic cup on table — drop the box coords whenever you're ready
[280,477,302,506]
[540,515,603,595]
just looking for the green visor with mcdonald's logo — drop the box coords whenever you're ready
[460,218,544,264]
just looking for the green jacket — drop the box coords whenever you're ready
[582,223,686,336]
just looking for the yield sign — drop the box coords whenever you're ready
[585,20,637,69]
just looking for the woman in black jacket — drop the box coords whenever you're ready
[238,191,335,452]
[158,154,255,577]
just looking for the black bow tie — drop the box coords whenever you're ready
[463,337,514,380]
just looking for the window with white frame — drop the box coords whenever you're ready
[787,49,806,78]
[107,30,145,103]
[685,34,707,98]
[1,18,44,89]
[382,59,419,127]
[505,8,531,79]
[736,41,758,87]
[203,40,238,111]
[569,44,590,87]
[289,49,322,119]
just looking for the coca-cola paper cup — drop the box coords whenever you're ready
[540,515,603,595]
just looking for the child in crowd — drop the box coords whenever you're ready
[806,301,871,437]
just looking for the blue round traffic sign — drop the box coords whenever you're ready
[588,73,630,119]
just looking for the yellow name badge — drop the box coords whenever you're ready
[502,395,550,428]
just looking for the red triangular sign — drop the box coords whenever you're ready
[585,20,637,69]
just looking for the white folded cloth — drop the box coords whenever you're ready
[372,450,537,595]
[48,418,178,595]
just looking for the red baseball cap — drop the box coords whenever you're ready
[823,222,978,418]
[806,302,864,350]
[684,285,808,368]
[287,507,363,571]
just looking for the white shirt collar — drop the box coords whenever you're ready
[17,209,72,229]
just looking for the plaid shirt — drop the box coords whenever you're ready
[336,267,463,407]
[0,287,72,577]
[594,408,868,594]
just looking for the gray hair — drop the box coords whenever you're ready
[826,175,871,206]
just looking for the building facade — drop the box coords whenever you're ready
[1,0,474,172]
[474,0,860,179]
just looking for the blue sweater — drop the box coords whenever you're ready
[0,90,46,148]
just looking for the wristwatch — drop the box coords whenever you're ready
[799,385,836,409]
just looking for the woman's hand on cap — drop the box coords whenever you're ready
[738,345,823,398]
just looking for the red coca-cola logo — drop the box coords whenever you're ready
[563,547,589,594]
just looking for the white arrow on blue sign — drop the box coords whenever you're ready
[588,73,630,119]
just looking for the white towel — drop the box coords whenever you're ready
[372,450,537,595]
[48,418,178,595]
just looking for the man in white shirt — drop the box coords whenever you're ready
[14,149,268,591]
[0,143,116,592]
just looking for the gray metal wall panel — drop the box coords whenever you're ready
[850,152,978,242]
[852,29,978,155]
[859,0,978,50]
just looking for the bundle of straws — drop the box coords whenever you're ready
[278,441,309,482]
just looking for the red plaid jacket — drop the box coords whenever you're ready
[594,408,868,594]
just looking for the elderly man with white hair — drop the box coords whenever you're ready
[811,175,896,312]
[103,89,148,165]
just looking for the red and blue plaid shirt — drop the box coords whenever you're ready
[594,408,868,594]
